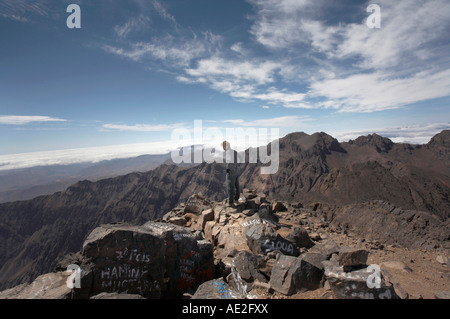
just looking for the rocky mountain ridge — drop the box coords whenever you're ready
[0,130,448,292]
[1,192,448,299]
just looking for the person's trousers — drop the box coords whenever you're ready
[226,173,240,203]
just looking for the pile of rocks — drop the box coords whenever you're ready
[161,191,401,299]
[0,191,404,299]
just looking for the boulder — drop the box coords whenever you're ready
[243,189,257,200]
[258,203,273,219]
[380,268,409,299]
[258,252,279,278]
[323,259,400,299]
[242,209,255,216]
[192,279,239,299]
[294,252,326,292]
[196,209,214,231]
[338,247,369,269]
[245,217,299,256]
[184,194,212,214]
[308,240,340,259]
[0,272,72,299]
[286,227,315,249]
[216,222,249,253]
[232,251,267,289]
[269,255,300,296]
[272,201,287,212]
[168,216,187,227]
[82,222,214,298]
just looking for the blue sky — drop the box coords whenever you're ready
[1,0,449,169]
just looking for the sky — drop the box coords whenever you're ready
[0,0,449,170]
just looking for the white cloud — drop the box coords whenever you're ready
[0,141,180,171]
[223,115,311,128]
[0,0,50,22]
[333,1,450,70]
[102,123,187,132]
[185,57,281,85]
[181,57,312,108]
[114,15,150,39]
[310,69,450,112]
[152,0,177,26]
[245,0,450,113]
[103,32,222,67]
[248,0,315,49]
[103,0,450,114]
[0,115,67,125]
[331,122,450,144]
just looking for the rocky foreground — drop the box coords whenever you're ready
[0,191,449,299]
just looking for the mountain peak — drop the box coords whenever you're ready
[427,130,450,148]
[351,133,394,153]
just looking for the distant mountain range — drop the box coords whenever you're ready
[0,130,448,291]
[0,153,173,203]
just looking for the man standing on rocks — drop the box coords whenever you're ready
[222,141,240,207]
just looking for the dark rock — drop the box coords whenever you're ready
[242,209,255,216]
[257,203,273,219]
[168,216,187,226]
[291,202,303,209]
[184,194,211,214]
[338,247,369,269]
[308,240,340,259]
[243,189,257,200]
[294,252,326,292]
[232,251,267,289]
[286,227,315,249]
[82,222,214,298]
[269,255,300,296]
[245,220,299,256]
[272,201,287,212]
[245,200,257,210]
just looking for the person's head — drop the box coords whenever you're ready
[222,140,230,151]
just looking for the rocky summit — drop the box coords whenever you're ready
[0,130,448,298]
[1,191,448,299]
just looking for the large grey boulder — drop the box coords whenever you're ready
[82,222,214,298]
[269,255,300,295]
[323,258,400,299]
[294,252,326,292]
[245,215,299,256]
